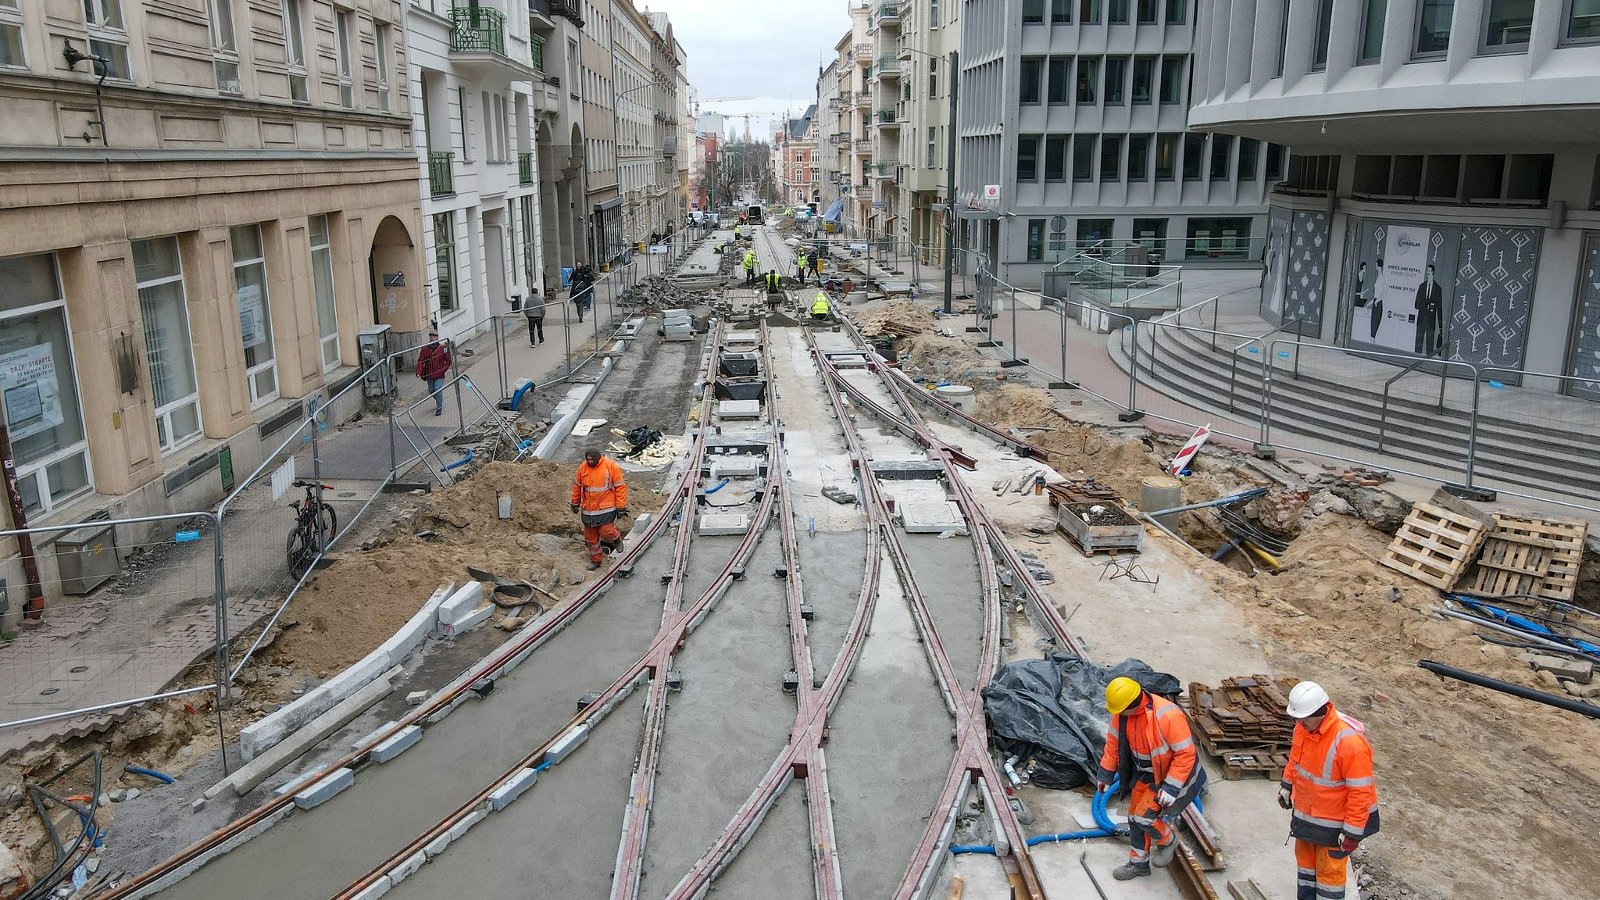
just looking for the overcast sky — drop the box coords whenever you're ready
[641,0,851,139]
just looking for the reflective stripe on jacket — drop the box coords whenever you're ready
[811,296,830,315]
[571,456,629,514]
[1281,704,1380,847]
[1097,694,1199,794]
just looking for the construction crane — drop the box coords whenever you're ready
[689,93,752,115]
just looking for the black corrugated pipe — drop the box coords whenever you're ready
[1418,660,1600,720]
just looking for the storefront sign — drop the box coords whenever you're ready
[0,343,64,441]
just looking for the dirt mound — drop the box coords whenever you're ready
[857,300,937,338]
[270,460,651,676]
[976,385,1059,430]
[898,333,990,382]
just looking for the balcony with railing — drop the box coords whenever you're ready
[531,34,546,72]
[429,151,455,196]
[450,5,537,75]
[875,55,900,77]
[873,160,899,178]
[518,151,534,185]
[878,2,901,25]
[875,108,898,125]
[854,43,872,66]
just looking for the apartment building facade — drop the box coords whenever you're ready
[408,0,543,337]
[957,0,1283,288]
[0,0,422,548]
[529,0,587,293]
[777,105,819,209]
[1190,0,1600,396]
[817,57,844,228]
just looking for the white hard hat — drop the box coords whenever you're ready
[1285,681,1330,718]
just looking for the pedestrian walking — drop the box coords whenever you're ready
[1280,681,1379,900]
[570,448,630,570]
[571,262,594,323]
[415,331,452,416]
[524,289,546,346]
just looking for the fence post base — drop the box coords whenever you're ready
[1117,410,1145,422]
[1047,381,1078,390]
[999,358,1029,368]
[1253,443,1277,460]
[1443,483,1497,503]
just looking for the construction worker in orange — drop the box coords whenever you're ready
[570,448,630,571]
[1096,677,1207,881]
[1280,681,1379,900]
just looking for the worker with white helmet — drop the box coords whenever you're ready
[1281,681,1380,900]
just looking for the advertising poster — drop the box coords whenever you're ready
[1347,221,1456,359]
[0,343,64,441]
[1260,208,1290,320]
[238,283,265,348]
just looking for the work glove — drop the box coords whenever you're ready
[1277,787,1293,810]
[1329,835,1360,860]
[570,503,580,513]
[1156,788,1178,808]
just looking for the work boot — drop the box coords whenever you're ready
[1151,836,1179,868]
[1111,861,1150,881]
[586,559,603,571]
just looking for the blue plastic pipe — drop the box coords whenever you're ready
[949,782,1125,857]
[124,765,175,784]
[703,478,730,494]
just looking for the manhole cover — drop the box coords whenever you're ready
[70,665,88,673]
[339,491,358,498]
[40,687,59,696]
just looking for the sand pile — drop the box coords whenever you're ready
[268,460,653,674]
[857,300,937,338]
[897,334,989,382]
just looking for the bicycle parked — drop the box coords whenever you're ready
[286,479,337,577]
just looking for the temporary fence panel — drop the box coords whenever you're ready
[0,512,224,746]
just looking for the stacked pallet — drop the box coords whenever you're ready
[1381,501,1494,590]
[1186,676,1299,780]
[1468,514,1589,602]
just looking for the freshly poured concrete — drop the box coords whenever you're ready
[796,527,866,682]
[900,533,985,689]
[635,536,794,898]
[152,536,687,900]
[707,781,816,900]
[826,551,955,899]
[384,690,648,900]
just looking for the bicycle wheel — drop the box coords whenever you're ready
[316,504,338,550]
[287,526,312,577]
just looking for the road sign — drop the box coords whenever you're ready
[982,184,1001,201]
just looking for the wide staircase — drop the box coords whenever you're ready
[1108,321,1600,504]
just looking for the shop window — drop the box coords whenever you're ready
[1360,0,1387,61]
[0,254,93,515]
[1077,218,1114,246]
[231,225,278,407]
[1185,217,1253,260]
[1133,217,1168,260]
[1415,0,1454,56]
[309,215,340,372]
[1027,219,1045,261]
[435,213,458,312]
[132,238,203,454]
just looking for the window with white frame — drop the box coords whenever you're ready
[208,0,241,93]
[283,0,309,102]
[434,213,458,312]
[0,253,93,515]
[230,225,278,407]
[0,1,25,70]
[308,215,340,371]
[83,0,131,80]
[132,238,203,454]
[374,21,391,112]
[334,9,354,108]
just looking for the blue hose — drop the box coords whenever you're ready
[950,844,996,855]
[124,765,175,784]
[703,478,730,494]
[509,381,536,412]
[948,782,1124,857]
[442,448,474,471]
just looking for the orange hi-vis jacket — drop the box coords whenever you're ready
[1281,703,1380,847]
[1096,694,1199,794]
[571,456,629,518]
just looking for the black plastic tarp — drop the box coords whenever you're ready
[981,652,1180,789]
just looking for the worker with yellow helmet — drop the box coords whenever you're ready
[1096,676,1207,881]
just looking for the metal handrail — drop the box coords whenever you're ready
[1378,345,1451,452]
[1227,317,1305,412]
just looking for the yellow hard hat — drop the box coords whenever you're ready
[1105,677,1143,715]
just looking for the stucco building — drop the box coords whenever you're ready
[0,0,422,540]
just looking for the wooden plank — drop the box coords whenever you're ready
[1227,880,1272,900]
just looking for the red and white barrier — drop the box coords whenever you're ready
[1169,424,1211,476]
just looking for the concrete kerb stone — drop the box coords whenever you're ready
[292,766,355,810]
[423,831,453,859]
[487,767,540,811]
[534,352,620,459]
[214,669,399,797]
[388,848,428,885]
[349,874,393,900]
[237,583,452,762]
[368,724,423,763]
[121,805,294,900]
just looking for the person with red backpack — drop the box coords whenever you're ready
[415,331,452,416]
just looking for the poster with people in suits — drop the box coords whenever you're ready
[1348,221,1455,359]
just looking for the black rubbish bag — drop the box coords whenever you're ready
[981,651,1180,790]
[622,426,662,456]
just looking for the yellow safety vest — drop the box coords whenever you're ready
[811,296,830,315]
[797,254,808,267]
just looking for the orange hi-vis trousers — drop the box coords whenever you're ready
[1294,839,1348,900]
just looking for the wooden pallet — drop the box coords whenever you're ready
[1470,534,1553,598]
[1381,501,1492,590]
[1484,514,1589,602]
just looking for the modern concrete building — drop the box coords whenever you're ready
[1189,0,1600,396]
[0,0,422,537]
[957,0,1283,288]
[407,0,544,336]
